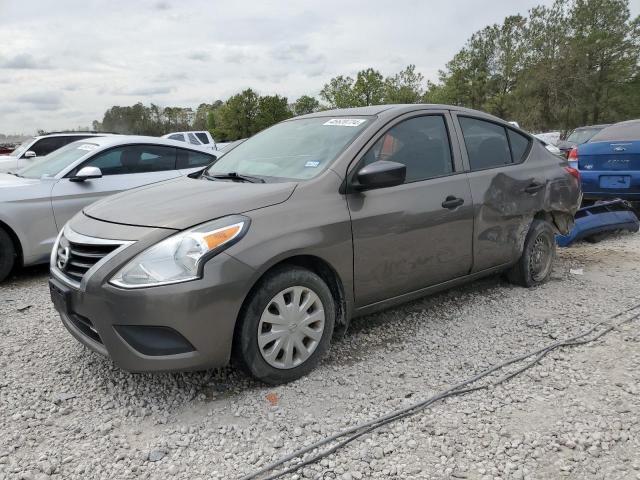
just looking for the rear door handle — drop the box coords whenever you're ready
[524,182,545,194]
[441,196,464,210]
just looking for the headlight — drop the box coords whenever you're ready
[110,215,249,288]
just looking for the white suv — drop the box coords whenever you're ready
[0,132,110,173]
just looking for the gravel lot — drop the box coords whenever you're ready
[1,232,639,480]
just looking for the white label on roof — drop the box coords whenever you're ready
[77,144,98,151]
[323,118,366,127]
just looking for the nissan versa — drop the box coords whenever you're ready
[50,105,581,384]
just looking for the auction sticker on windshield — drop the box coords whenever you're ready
[323,119,367,127]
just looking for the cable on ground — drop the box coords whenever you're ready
[239,302,640,480]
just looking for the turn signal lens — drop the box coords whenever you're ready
[204,225,242,250]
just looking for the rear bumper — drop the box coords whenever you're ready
[580,170,640,200]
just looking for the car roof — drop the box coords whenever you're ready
[296,103,510,124]
[574,124,611,130]
[69,135,213,151]
[36,132,112,139]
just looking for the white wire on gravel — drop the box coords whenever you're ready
[240,302,640,480]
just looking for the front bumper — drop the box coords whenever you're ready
[51,250,256,372]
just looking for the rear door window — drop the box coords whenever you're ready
[507,129,531,163]
[168,134,185,142]
[459,117,512,170]
[81,145,177,175]
[187,133,201,145]
[361,115,454,183]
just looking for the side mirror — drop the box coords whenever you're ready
[352,160,406,191]
[24,150,36,159]
[70,166,102,182]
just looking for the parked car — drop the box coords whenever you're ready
[0,136,217,282]
[49,105,581,384]
[0,132,111,173]
[557,124,610,157]
[161,131,223,152]
[0,143,17,155]
[537,138,563,156]
[569,119,640,201]
[534,131,561,146]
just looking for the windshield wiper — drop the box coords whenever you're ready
[204,172,265,183]
[7,171,23,177]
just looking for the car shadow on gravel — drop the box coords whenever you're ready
[3,264,50,285]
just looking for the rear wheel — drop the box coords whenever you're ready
[0,228,16,283]
[507,219,556,287]
[234,266,335,384]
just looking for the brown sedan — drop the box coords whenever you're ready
[50,105,581,384]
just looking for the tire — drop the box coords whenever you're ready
[233,266,335,384]
[0,228,16,283]
[507,219,556,287]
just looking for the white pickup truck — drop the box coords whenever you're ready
[161,131,229,152]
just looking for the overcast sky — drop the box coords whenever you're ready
[2,0,635,135]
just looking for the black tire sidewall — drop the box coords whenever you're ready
[235,266,335,384]
[520,220,556,287]
[0,229,15,283]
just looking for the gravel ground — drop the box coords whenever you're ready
[1,232,639,480]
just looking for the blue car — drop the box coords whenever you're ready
[569,119,640,201]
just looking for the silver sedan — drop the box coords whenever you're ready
[0,136,218,282]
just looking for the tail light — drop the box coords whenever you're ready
[567,147,579,169]
[565,165,580,181]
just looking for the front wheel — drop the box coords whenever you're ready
[507,219,556,287]
[0,228,16,283]
[234,266,335,384]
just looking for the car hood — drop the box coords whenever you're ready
[0,156,19,173]
[0,173,42,188]
[83,176,298,230]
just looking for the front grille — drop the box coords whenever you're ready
[55,231,122,284]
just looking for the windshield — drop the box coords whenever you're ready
[10,138,35,157]
[205,117,371,180]
[567,128,602,144]
[19,142,97,178]
[590,122,640,142]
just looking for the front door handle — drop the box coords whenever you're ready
[442,196,464,210]
[524,182,545,194]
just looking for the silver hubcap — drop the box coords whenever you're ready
[258,286,325,369]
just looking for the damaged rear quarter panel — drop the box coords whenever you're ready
[466,141,580,272]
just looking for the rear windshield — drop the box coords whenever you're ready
[19,142,97,178]
[206,116,371,180]
[590,122,640,142]
[567,128,603,144]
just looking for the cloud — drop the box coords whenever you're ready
[17,92,63,110]
[1,54,52,70]
[188,51,211,62]
[119,86,175,96]
[154,1,170,10]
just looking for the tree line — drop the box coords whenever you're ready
[92,0,639,141]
